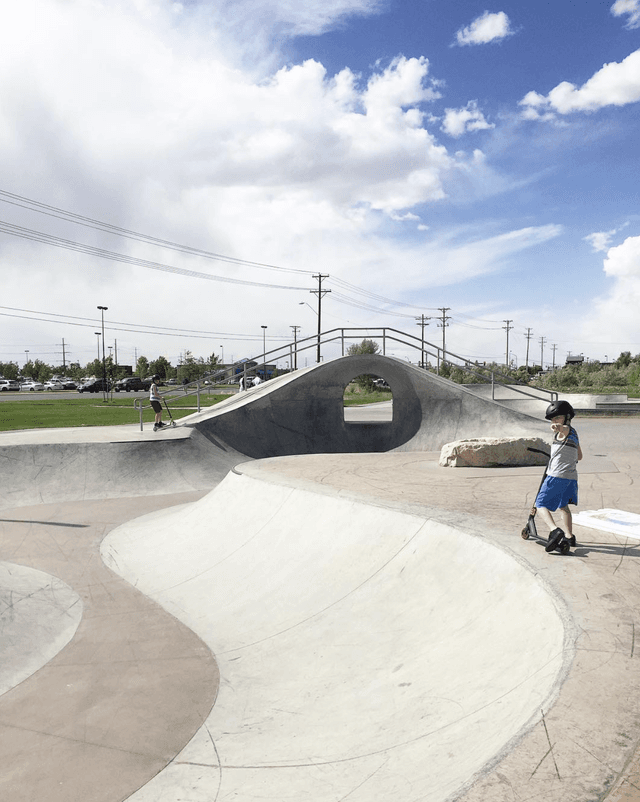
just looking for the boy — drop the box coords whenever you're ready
[536,400,583,552]
[150,375,165,432]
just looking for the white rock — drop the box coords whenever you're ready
[439,437,549,468]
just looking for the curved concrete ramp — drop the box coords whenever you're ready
[183,355,548,456]
[101,462,569,802]
[0,427,243,512]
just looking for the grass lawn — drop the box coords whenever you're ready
[343,390,393,406]
[0,395,229,432]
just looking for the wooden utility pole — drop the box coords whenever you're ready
[415,314,431,368]
[310,274,330,363]
[437,308,451,373]
[503,320,513,367]
[525,328,534,369]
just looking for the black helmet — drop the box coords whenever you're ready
[545,399,575,421]
[152,374,160,382]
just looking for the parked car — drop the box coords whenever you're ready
[0,379,21,392]
[114,377,150,392]
[78,378,111,393]
[43,380,65,391]
[21,381,45,391]
[59,378,78,389]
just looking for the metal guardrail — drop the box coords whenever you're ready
[132,326,557,430]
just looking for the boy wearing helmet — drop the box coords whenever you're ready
[150,375,165,431]
[537,400,583,552]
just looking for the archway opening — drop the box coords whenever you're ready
[343,374,393,423]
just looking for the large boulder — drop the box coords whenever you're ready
[439,437,549,468]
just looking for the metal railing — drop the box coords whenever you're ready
[132,326,556,430]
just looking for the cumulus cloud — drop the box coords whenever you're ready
[2,0,531,365]
[582,235,640,347]
[611,0,640,29]
[441,101,494,137]
[454,11,514,46]
[520,48,640,118]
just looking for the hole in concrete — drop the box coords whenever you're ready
[343,374,393,423]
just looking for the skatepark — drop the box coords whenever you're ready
[2,354,640,802]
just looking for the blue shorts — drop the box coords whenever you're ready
[536,476,578,511]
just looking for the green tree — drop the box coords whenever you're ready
[0,361,19,380]
[346,339,382,390]
[149,355,172,379]
[136,356,150,378]
[177,351,206,383]
[347,339,380,356]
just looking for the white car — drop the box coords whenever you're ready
[0,379,21,392]
[43,380,65,391]
[21,381,45,391]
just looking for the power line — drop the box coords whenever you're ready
[0,306,290,341]
[0,188,313,275]
[0,220,309,291]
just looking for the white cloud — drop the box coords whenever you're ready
[520,49,640,118]
[611,0,640,29]
[582,235,640,347]
[454,11,514,47]
[3,0,526,367]
[441,101,494,137]
[584,223,630,252]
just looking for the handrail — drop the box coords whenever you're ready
[132,325,556,430]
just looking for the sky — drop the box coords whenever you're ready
[1,0,639,373]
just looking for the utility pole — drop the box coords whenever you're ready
[437,308,451,373]
[310,274,330,363]
[290,325,300,370]
[503,320,513,367]
[97,306,108,402]
[61,338,67,371]
[525,328,534,369]
[552,343,558,369]
[415,314,431,368]
[539,336,546,371]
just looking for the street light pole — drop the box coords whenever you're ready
[97,306,108,401]
[290,325,300,371]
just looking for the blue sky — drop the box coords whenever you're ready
[0,0,639,370]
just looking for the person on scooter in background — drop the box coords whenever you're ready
[150,375,165,432]
[536,400,583,552]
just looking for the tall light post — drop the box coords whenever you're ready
[290,325,300,370]
[94,332,101,368]
[97,306,108,401]
[261,325,267,380]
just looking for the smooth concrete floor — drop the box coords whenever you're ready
[1,417,640,801]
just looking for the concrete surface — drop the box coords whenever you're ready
[183,355,549,455]
[1,358,640,801]
[100,466,570,802]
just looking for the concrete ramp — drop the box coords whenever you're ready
[183,355,548,456]
[101,462,569,802]
[0,427,243,512]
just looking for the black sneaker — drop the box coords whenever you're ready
[545,528,565,553]
[568,535,576,547]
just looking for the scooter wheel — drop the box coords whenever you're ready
[521,527,530,540]
[559,540,571,555]
[170,421,176,428]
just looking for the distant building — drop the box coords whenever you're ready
[565,355,584,366]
